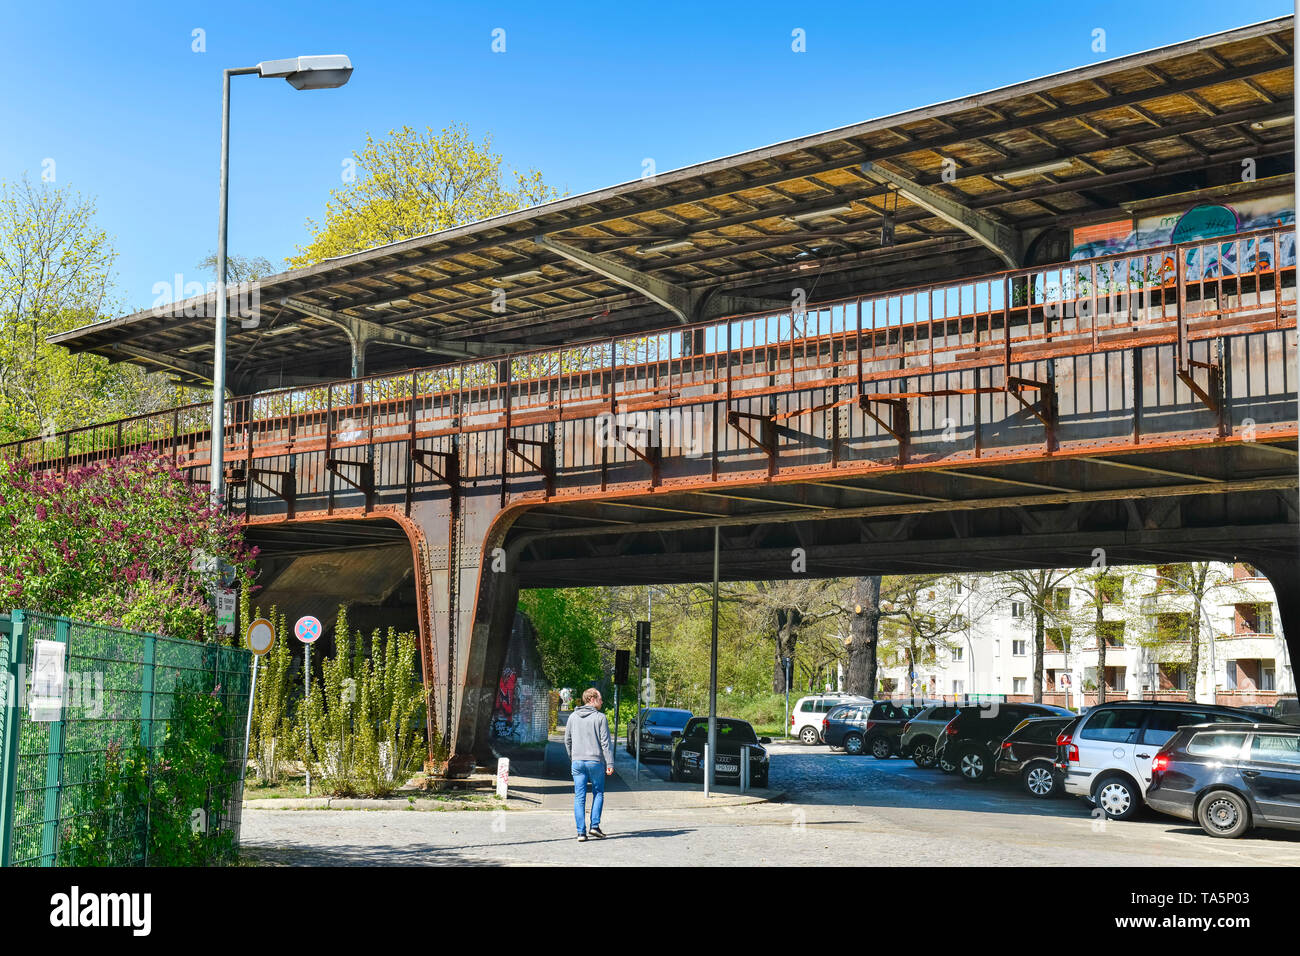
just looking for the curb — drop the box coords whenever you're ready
[244,796,502,811]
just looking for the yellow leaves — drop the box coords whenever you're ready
[288,123,563,267]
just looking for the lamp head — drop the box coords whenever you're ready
[257,55,353,90]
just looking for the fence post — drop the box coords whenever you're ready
[0,612,26,868]
[140,636,156,749]
[38,617,70,866]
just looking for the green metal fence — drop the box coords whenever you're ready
[0,610,253,866]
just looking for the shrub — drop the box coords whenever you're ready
[300,607,427,797]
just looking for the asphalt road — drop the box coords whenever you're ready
[240,742,1300,867]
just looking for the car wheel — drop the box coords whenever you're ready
[799,726,821,746]
[959,747,991,782]
[1022,762,1058,798]
[1094,773,1141,821]
[1197,789,1250,839]
[938,751,958,773]
[870,737,893,760]
[843,732,864,755]
[911,739,936,768]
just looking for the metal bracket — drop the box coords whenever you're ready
[506,436,556,494]
[1177,360,1222,416]
[249,467,297,518]
[1006,376,1057,450]
[326,457,375,510]
[859,395,910,464]
[726,409,777,475]
[413,447,460,488]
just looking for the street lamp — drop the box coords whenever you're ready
[210,55,353,506]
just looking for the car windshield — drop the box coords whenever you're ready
[645,710,689,727]
[683,719,758,743]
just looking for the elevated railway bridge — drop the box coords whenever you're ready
[12,17,1299,762]
[9,227,1299,759]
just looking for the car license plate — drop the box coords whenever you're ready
[715,762,736,773]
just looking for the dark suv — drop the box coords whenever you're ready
[1147,721,1300,838]
[939,702,1075,782]
[825,700,928,758]
[994,715,1077,797]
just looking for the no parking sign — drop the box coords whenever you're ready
[294,616,322,644]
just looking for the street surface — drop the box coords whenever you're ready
[240,741,1300,866]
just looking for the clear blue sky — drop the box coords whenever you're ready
[0,0,1289,312]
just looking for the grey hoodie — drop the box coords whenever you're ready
[565,704,614,765]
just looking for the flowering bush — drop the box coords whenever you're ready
[0,447,254,641]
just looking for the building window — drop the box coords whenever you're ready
[1013,677,1027,694]
[1052,588,1071,612]
[1099,621,1125,647]
[1045,627,1070,653]
[1010,601,1024,618]
[1263,665,1275,692]
[952,680,964,695]
[951,645,964,662]
[993,640,1001,657]
[1012,640,1027,656]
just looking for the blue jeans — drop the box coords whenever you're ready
[571,760,605,833]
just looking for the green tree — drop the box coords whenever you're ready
[289,123,562,266]
[518,588,603,689]
[0,175,186,442]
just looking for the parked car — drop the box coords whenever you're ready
[626,707,693,760]
[900,704,961,768]
[824,700,928,757]
[1147,721,1300,838]
[669,717,770,786]
[1271,696,1300,726]
[995,715,1078,797]
[1056,700,1267,820]
[938,702,1074,782]
[790,693,870,745]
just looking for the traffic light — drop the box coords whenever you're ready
[635,621,651,667]
[614,649,630,684]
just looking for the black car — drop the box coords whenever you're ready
[939,702,1075,782]
[1272,697,1300,726]
[824,700,931,758]
[994,715,1077,798]
[626,707,693,760]
[669,717,770,787]
[1147,721,1300,838]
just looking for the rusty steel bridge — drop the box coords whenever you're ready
[7,228,1300,760]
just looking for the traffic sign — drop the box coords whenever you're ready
[216,588,237,637]
[246,618,276,656]
[294,616,322,644]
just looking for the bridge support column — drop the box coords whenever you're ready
[455,561,520,765]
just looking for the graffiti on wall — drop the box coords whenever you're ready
[1069,194,1295,283]
[491,667,521,742]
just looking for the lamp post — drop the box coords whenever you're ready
[210,55,353,506]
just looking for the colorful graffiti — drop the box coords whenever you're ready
[1069,193,1295,282]
[491,667,521,741]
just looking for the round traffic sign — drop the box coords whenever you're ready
[246,618,276,656]
[294,615,322,644]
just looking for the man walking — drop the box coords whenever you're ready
[564,687,614,841]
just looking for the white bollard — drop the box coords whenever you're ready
[703,744,711,798]
[496,757,509,800]
[741,748,750,793]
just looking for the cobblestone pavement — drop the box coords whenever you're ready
[240,745,1300,867]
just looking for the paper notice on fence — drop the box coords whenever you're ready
[29,639,66,722]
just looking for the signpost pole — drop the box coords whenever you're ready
[304,642,311,797]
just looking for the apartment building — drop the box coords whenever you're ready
[874,563,1296,708]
